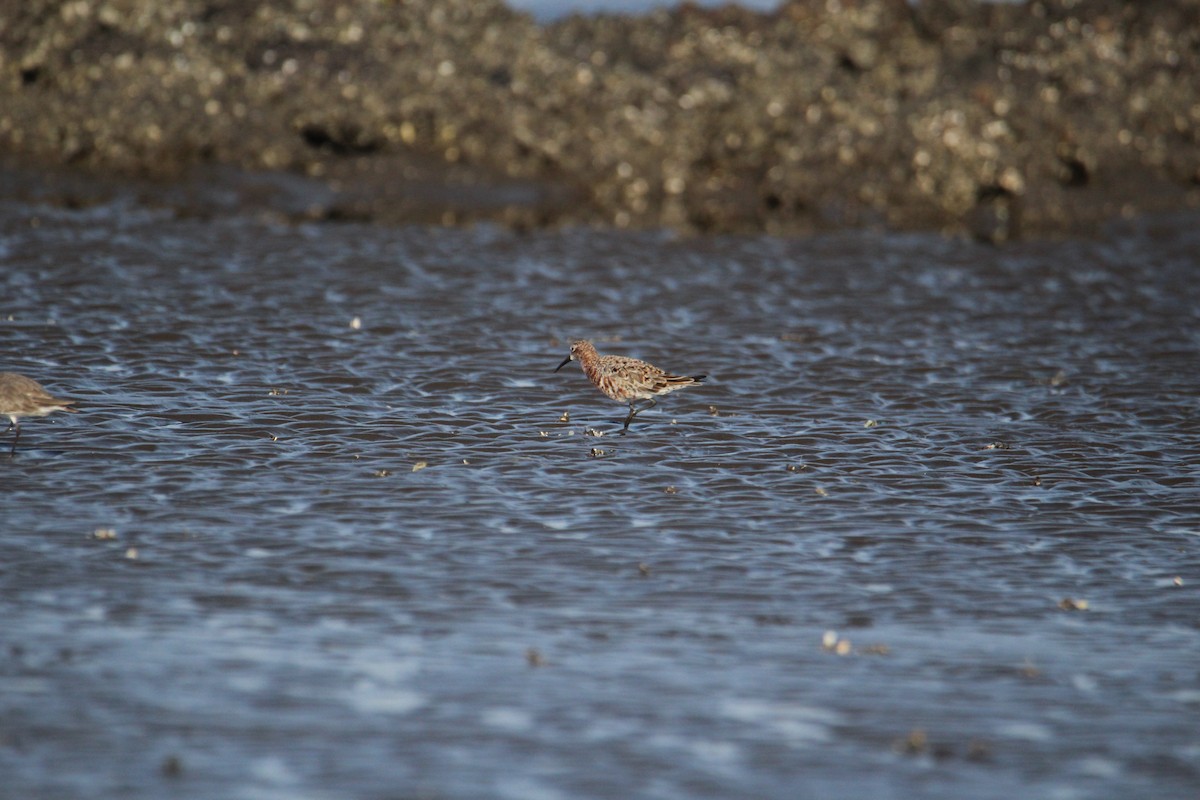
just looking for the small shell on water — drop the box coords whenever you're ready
[92,527,118,540]
[894,729,928,755]
[821,630,853,655]
[412,461,428,472]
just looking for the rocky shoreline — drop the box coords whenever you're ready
[2,0,1198,239]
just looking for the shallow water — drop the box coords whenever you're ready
[1,198,1198,799]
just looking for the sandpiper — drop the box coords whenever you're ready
[554,339,705,432]
[0,372,77,456]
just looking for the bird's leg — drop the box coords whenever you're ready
[8,420,19,458]
[621,397,658,432]
[621,403,637,432]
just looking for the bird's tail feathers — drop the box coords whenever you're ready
[664,373,705,387]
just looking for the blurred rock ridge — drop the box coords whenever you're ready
[2,0,1198,239]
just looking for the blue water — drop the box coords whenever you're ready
[1,198,1198,799]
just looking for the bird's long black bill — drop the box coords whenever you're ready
[554,355,572,372]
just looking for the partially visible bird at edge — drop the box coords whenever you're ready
[554,339,706,432]
[0,372,77,457]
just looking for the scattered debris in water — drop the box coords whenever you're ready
[821,630,852,655]
[821,631,888,657]
[894,728,928,755]
[160,755,183,778]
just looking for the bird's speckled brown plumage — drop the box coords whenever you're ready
[554,340,705,431]
[0,372,76,456]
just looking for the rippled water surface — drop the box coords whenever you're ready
[2,199,1198,799]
